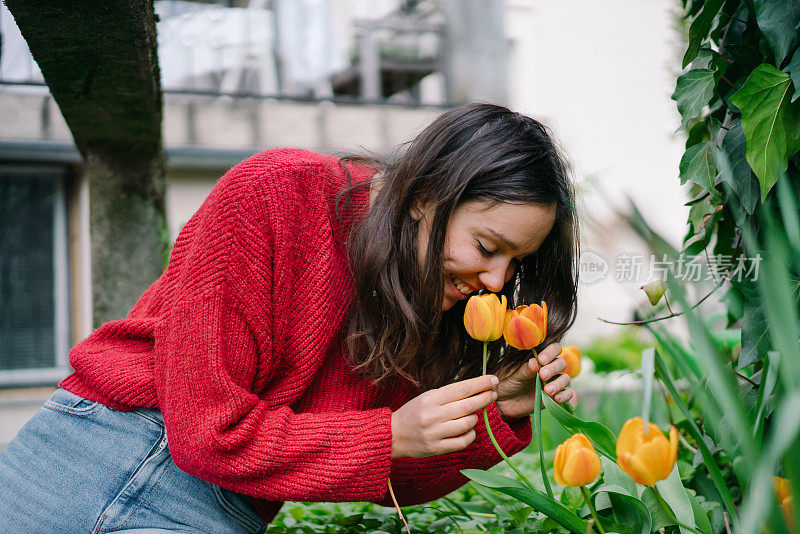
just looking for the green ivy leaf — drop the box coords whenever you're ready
[719,122,760,214]
[686,196,718,248]
[729,64,800,201]
[692,48,730,76]
[752,0,800,66]
[672,69,717,129]
[679,142,721,202]
[785,47,800,102]
[682,0,725,68]
[730,276,769,369]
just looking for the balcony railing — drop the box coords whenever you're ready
[0,0,450,107]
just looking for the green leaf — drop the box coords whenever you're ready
[738,391,800,533]
[542,395,617,460]
[730,276,769,368]
[687,490,714,534]
[593,485,652,534]
[729,64,800,201]
[679,142,721,201]
[719,122,760,214]
[641,487,676,530]
[748,213,800,388]
[640,348,655,431]
[461,470,589,533]
[600,456,638,497]
[752,0,800,65]
[686,195,717,245]
[683,0,725,68]
[672,69,716,129]
[753,351,779,445]
[786,47,800,102]
[655,466,698,534]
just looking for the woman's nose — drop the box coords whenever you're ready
[479,260,514,293]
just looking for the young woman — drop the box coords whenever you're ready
[0,103,578,533]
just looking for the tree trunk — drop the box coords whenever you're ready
[5,0,166,325]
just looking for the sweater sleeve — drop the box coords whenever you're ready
[151,166,393,504]
[374,403,532,507]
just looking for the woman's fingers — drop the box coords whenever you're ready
[435,413,480,440]
[440,388,497,420]
[435,375,498,405]
[543,373,571,397]
[539,354,566,381]
[537,342,563,366]
[437,429,477,454]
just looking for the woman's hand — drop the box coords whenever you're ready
[391,375,498,458]
[495,343,572,419]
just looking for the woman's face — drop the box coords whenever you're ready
[416,200,558,311]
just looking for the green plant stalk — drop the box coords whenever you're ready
[652,351,739,526]
[534,366,555,499]
[481,342,537,493]
[580,486,606,534]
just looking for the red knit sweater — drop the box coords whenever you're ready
[61,149,532,523]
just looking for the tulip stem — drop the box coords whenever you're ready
[580,486,606,534]
[534,367,554,499]
[481,342,536,493]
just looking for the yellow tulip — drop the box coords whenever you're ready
[616,417,678,486]
[553,433,602,487]
[559,345,582,378]
[502,301,547,350]
[774,477,795,532]
[464,293,507,342]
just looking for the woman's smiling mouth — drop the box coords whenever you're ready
[449,273,475,297]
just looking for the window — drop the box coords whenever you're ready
[0,165,70,386]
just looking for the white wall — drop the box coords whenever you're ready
[506,0,690,342]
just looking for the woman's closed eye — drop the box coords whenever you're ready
[476,240,495,258]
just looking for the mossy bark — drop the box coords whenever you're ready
[5,0,167,325]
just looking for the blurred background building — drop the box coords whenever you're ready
[0,0,688,445]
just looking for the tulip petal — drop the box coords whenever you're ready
[553,442,567,486]
[541,301,548,339]
[505,316,542,350]
[563,448,601,487]
[668,425,679,471]
[616,417,643,458]
[561,346,582,378]
[775,477,792,502]
[488,294,508,341]
[619,451,658,486]
[464,296,493,341]
[636,438,672,482]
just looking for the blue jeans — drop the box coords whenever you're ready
[0,388,269,534]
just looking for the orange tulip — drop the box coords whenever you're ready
[464,293,507,342]
[553,433,602,487]
[503,301,547,350]
[774,477,795,531]
[559,345,582,378]
[616,417,678,486]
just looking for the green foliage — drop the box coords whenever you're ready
[672,69,717,129]
[729,65,800,201]
[578,329,650,373]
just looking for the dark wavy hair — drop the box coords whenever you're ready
[337,103,579,392]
